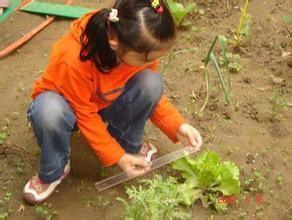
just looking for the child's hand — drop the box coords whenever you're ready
[117,153,150,176]
[176,123,203,152]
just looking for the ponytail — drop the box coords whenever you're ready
[79,9,119,72]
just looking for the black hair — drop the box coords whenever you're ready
[79,0,176,72]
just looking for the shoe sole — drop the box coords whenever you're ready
[23,166,70,205]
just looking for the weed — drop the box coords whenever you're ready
[0,132,7,144]
[0,212,9,220]
[220,53,242,73]
[87,196,110,209]
[167,0,196,27]
[0,209,11,220]
[3,192,11,202]
[276,174,283,187]
[270,91,288,122]
[35,204,55,220]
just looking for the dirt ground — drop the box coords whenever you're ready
[0,0,291,219]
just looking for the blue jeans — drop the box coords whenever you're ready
[27,70,163,183]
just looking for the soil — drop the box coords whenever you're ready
[0,0,291,219]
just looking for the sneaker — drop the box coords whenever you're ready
[139,142,159,162]
[23,161,70,204]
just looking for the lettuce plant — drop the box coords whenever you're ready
[172,151,241,212]
[118,152,241,217]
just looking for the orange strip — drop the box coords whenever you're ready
[15,0,33,11]
[0,0,74,59]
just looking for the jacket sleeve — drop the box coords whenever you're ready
[150,95,186,142]
[147,60,186,142]
[59,63,125,167]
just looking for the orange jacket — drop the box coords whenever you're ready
[32,12,186,167]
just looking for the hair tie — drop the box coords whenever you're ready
[108,8,119,23]
[151,0,163,14]
[155,6,163,14]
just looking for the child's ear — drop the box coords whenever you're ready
[108,32,119,51]
[108,39,119,51]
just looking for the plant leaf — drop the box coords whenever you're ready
[167,0,196,26]
[283,15,292,23]
[228,62,242,73]
[210,53,230,103]
[0,132,7,144]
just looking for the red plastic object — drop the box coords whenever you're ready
[0,0,74,59]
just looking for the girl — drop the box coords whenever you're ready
[23,0,202,204]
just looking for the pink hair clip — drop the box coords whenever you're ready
[155,5,163,14]
[151,0,163,14]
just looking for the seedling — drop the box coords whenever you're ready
[200,35,231,112]
[35,205,54,220]
[220,53,242,73]
[0,132,7,144]
[270,91,288,122]
[3,192,11,201]
[276,174,283,187]
[166,0,196,27]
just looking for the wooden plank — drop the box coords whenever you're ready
[20,1,93,18]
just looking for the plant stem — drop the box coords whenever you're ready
[200,69,210,112]
[210,53,230,103]
[205,36,219,66]
[236,0,249,42]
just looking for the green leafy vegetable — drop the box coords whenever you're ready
[117,175,190,220]
[172,151,241,212]
[166,0,196,26]
[118,152,241,216]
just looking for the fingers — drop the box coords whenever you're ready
[132,156,150,168]
[194,130,203,150]
[187,130,198,147]
[127,156,150,176]
[185,129,202,151]
[128,167,149,176]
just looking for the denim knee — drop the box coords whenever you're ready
[28,91,76,133]
[129,69,164,104]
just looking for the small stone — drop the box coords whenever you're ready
[272,77,284,84]
[17,204,25,212]
[198,9,204,15]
